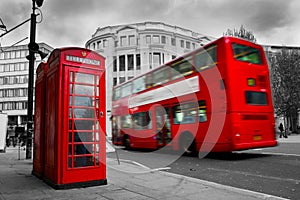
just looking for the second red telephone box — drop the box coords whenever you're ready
[42,47,106,189]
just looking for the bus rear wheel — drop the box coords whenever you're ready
[180,132,196,155]
[123,135,131,150]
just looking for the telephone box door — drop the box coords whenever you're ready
[62,67,106,184]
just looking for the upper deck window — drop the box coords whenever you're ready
[232,43,262,65]
[195,45,217,71]
[245,91,267,105]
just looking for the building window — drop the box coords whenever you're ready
[119,55,125,71]
[113,56,117,72]
[103,40,108,47]
[119,77,125,84]
[97,41,101,49]
[113,78,117,86]
[127,54,134,70]
[161,36,166,44]
[171,38,176,46]
[121,36,127,46]
[172,55,176,59]
[146,35,151,44]
[136,54,141,70]
[128,76,134,80]
[153,35,160,44]
[149,53,152,69]
[129,35,135,46]
[180,40,184,48]
[186,41,191,49]
[153,53,161,68]
[193,43,196,49]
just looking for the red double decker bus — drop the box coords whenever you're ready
[111,36,277,153]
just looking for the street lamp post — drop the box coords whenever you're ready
[26,0,44,159]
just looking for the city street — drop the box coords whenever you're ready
[107,134,300,200]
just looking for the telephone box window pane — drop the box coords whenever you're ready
[74,85,94,96]
[74,156,94,167]
[96,156,99,166]
[74,132,94,142]
[74,96,93,107]
[70,84,73,94]
[69,108,73,118]
[74,144,93,155]
[68,158,72,168]
[69,132,72,142]
[74,120,94,130]
[75,73,94,84]
[70,72,73,82]
[69,96,73,106]
[68,145,72,155]
[74,108,94,118]
[69,120,73,130]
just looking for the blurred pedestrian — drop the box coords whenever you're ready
[278,123,287,138]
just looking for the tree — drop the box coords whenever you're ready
[270,48,300,132]
[224,25,257,43]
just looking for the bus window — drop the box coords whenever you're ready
[172,102,197,124]
[132,111,152,130]
[113,87,121,100]
[245,91,267,105]
[198,100,207,122]
[232,43,262,65]
[153,66,169,86]
[195,45,217,71]
[132,76,146,93]
[121,115,132,129]
[120,82,131,98]
[171,56,193,80]
[146,73,153,88]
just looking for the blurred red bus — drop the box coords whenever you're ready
[111,36,277,153]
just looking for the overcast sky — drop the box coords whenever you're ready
[1,0,299,49]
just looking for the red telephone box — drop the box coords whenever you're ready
[33,62,48,178]
[41,47,106,189]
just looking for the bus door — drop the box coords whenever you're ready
[155,106,171,147]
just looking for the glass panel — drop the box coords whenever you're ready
[74,96,93,107]
[153,66,169,86]
[198,100,207,122]
[121,115,132,128]
[75,73,94,84]
[195,45,217,71]
[69,96,73,106]
[74,132,94,142]
[132,76,145,93]
[74,108,94,118]
[121,83,131,98]
[74,144,94,155]
[70,84,73,94]
[171,57,193,80]
[69,108,73,118]
[69,132,72,142]
[74,156,94,167]
[70,72,73,82]
[133,111,152,130]
[69,120,72,130]
[74,120,94,130]
[245,91,267,105]
[173,103,197,124]
[68,158,72,168]
[74,85,94,96]
[232,43,262,64]
[68,145,72,155]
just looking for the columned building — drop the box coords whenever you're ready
[0,43,53,125]
[85,21,214,136]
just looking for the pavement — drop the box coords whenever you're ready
[1,135,299,200]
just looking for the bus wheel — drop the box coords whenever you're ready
[124,135,131,150]
[180,132,195,155]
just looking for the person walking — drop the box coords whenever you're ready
[278,123,287,138]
